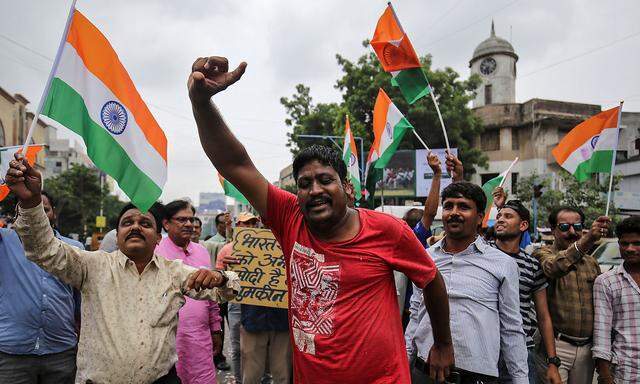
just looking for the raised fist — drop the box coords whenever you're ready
[5,152,42,208]
[188,56,247,104]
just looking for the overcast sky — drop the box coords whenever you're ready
[1,0,639,205]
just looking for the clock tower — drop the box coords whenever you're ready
[469,21,518,108]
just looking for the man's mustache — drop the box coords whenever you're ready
[126,231,145,241]
[445,216,464,224]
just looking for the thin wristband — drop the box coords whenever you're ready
[574,241,586,256]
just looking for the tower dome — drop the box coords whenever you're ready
[471,21,518,62]
[469,22,518,108]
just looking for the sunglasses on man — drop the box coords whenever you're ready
[556,222,583,232]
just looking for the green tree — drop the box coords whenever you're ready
[516,170,620,227]
[281,41,486,177]
[0,165,126,240]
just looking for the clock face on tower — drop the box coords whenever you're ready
[480,57,497,75]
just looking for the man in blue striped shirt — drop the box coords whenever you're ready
[406,181,528,384]
[0,191,83,384]
[490,194,561,384]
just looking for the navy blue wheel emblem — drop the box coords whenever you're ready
[100,100,128,135]
[590,135,600,149]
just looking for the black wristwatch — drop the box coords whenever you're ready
[546,356,561,368]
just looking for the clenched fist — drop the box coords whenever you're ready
[188,56,247,104]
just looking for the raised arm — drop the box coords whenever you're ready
[421,151,442,230]
[6,153,89,289]
[188,56,269,216]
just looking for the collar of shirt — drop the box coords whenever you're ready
[115,250,161,271]
[431,235,488,255]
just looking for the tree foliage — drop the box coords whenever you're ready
[281,41,486,177]
[515,170,620,227]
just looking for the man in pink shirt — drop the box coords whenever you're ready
[156,200,224,384]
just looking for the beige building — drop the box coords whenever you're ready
[278,163,295,189]
[0,85,94,178]
[469,24,640,199]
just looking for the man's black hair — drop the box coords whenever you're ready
[441,181,487,213]
[548,206,585,228]
[616,216,640,238]
[117,202,165,234]
[41,190,56,209]
[193,217,202,226]
[164,200,195,220]
[292,145,347,182]
[403,208,424,229]
[215,212,226,225]
[501,200,531,223]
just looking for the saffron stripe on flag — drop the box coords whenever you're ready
[65,11,167,160]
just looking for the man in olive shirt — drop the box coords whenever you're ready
[533,206,610,383]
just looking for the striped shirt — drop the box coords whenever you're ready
[592,264,640,383]
[489,241,548,348]
[405,236,529,383]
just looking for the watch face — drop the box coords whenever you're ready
[480,57,497,75]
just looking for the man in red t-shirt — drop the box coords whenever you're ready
[187,55,454,383]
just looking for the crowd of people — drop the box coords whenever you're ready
[0,54,638,384]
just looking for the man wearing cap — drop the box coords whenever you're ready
[492,187,561,384]
[218,212,291,384]
[532,206,610,383]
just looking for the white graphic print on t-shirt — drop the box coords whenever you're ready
[289,242,340,355]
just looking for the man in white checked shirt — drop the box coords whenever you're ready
[592,216,640,384]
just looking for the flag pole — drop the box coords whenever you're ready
[605,101,624,217]
[411,129,430,151]
[498,157,519,188]
[387,2,405,34]
[428,84,451,153]
[22,0,77,153]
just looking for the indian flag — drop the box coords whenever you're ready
[552,106,621,182]
[362,146,380,205]
[41,9,166,211]
[342,116,361,200]
[371,3,429,104]
[372,88,414,169]
[218,174,249,205]
[481,157,518,227]
[0,145,44,202]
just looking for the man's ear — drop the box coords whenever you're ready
[520,220,530,233]
[162,219,169,232]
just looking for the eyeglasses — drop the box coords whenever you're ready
[557,223,583,232]
[171,217,196,225]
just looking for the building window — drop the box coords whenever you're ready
[484,84,492,105]
[512,128,519,150]
[481,130,500,151]
[481,173,499,185]
[511,172,519,194]
[56,161,62,167]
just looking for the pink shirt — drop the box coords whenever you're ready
[156,237,221,384]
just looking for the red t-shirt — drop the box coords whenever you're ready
[263,184,437,384]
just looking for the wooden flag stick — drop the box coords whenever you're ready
[22,0,77,153]
[605,100,624,217]
[428,84,451,153]
[411,129,430,151]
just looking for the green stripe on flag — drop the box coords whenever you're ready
[224,179,249,204]
[374,117,414,169]
[574,150,614,182]
[391,67,430,104]
[481,175,504,220]
[42,78,161,211]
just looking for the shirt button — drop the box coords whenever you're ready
[139,366,144,370]
[140,320,143,323]
[140,342,144,346]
